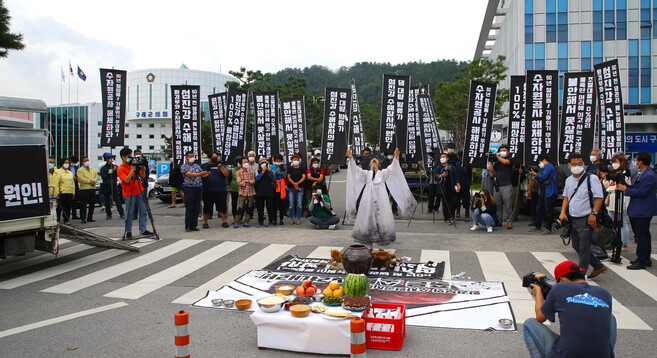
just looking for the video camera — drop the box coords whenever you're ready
[607,169,631,186]
[552,218,571,240]
[129,155,149,168]
[486,151,497,163]
[522,272,555,300]
[527,165,540,174]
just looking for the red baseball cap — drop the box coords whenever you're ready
[554,261,585,281]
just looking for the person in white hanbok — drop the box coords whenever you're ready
[345,148,417,246]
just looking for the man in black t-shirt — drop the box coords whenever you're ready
[489,144,515,229]
[523,260,616,358]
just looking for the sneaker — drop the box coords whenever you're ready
[233,224,239,229]
[222,222,229,228]
[279,220,285,226]
[627,262,647,270]
[506,224,513,229]
[470,224,479,231]
[269,222,275,227]
[244,223,251,228]
[541,229,551,235]
[191,227,200,231]
[622,245,628,251]
[529,227,542,232]
[185,228,192,232]
[80,219,86,223]
[123,232,133,241]
[487,226,493,233]
[328,224,337,230]
[588,266,608,279]
[202,224,210,229]
[140,230,153,236]
[313,224,320,229]
[257,223,263,228]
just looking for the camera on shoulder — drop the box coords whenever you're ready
[129,155,149,168]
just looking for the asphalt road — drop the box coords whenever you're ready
[0,169,656,357]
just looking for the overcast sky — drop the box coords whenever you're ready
[0,0,488,106]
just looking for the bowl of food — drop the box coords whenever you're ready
[289,304,311,318]
[312,293,326,302]
[499,318,513,329]
[235,299,252,310]
[276,284,296,295]
[223,299,235,308]
[257,296,287,313]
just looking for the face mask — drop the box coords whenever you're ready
[571,166,584,175]
[538,162,545,169]
[62,163,70,169]
[387,155,394,160]
[448,149,454,154]
[611,162,620,170]
[440,158,447,164]
[48,163,55,170]
[249,157,255,162]
[292,160,301,166]
[590,156,597,163]
[312,163,320,169]
[187,157,194,163]
[499,151,508,158]
[261,163,267,169]
[274,162,282,166]
[210,158,218,164]
[242,162,248,168]
[83,161,90,167]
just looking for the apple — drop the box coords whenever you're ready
[296,286,306,295]
[305,287,316,295]
[302,280,312,288]
[311,285,318,292]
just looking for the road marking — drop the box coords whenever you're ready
[104,241,246,299]
[476,251,536,323]
[0,242,152,290]
[58,239,71,245]
[420,250,450,279]
[601,257,657,303]
[0,245,89,276]
[532,252,652,330]
[0,302,128,339]
[41,240,200,294]
[307,246,342,259]
[172,243,294,305]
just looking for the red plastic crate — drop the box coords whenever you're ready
[362,303,406,350]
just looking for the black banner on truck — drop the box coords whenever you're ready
[1,145,50,222]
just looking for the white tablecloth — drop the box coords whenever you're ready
[250,306,360,355]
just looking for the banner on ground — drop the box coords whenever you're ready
[223,87,249,165]
[208,92,227,154]
[507,75,525,162]
[349,80,366,156]
[462,81,497,168]
[559,72,596,163]
[321,88,350,164]
[417,92,442,169]
[1,145,50,222]
[525,70,559,164]
[594,59,625,160]
[405,86,423,163]
[379,75,410,153]
[99,69,127,147]
[281,97,309,167]
[171,85,201,167]
[253,91,280,160]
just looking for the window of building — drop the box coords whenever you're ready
[149,146,154,150]
[161,145,165,150]
[97,121,102,126]
[616,0,626,40]
[136,123,142,128]
[593,42,603,66]
[581,41,592,71]
[161,134,166,139]
[149,134,154,139]
[125,134,129,138]
[137,134,142,139]
[98,156,103,160]
[160,123,166,128]
[136,145,142,150]
[149,123,155,128]
[640,39,651,104]
[125,123,129,127]
[628,39,639,104]
[97,133,101,137]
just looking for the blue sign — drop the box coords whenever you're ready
[158,162,170,177]
[625,133,657,152]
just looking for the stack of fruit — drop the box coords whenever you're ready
[322,281,344,297]
[295,280,319,295]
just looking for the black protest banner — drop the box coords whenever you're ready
[525,71,559,164]
[405,86,422,163]
[594,60,625,159]
[281,97,309,167]
[208,92,227,154]
[417,92,442,169]
[379,75,410,152]
[253,91,280,160]
[349,80,366,156]
[99,69,127,147]
[508,75,526,162]
[171,85,202,167]
[223,87,249,165]
[462,81,497,168]
[1,145,50,222]
[559,72,596,163]
[321,88,350,164]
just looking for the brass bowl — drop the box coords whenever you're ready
[275,285,295,295]
[235,299,252,310]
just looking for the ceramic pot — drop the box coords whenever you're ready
[342,245,373,274]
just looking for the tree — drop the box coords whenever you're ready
[433,56,509,150]
[0,0,24,58]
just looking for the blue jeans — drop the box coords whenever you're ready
[472,209,495,227]
[124,194,147,233]
[523,316,617,358]
[288,188,303,219]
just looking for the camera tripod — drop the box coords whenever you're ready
[609,189,625,264]
[122,165,159,241]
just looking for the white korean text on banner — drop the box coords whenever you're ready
[405,86,422,163]
[594,59,625,159]
[525,70,559,164]
[99,69,127,147]
[559,72,596,163]
[321,88,350,164]
[1,145,50,222]
[253,91,280,160]
[171,85,201,168]
[417,92,442,169]
[349,80,366,156]
[379,75,410,153]
[281,97,309,167]
[223,87,249,165]
[208,92,227,154]
[507,76,526,162]
[462,81,497,168]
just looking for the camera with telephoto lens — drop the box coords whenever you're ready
[129,155,149,168]
[607,170,630,186]
[486,151,497,163]
[552,218,571,239]
[522,272,555,299]
[527,165,540,174]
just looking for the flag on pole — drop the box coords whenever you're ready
[77,66,87,81]
[61,66,66,82]
[69,61,74,77]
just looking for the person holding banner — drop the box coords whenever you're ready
[271,154,287,225]
[286,153,307,225]
[229,156,242,223]
[235,156,256,228]
[435,153,460,225]
[345,148,417,246]
[255,157,277,227]
[489,144,515,229]
[99,152,125,220]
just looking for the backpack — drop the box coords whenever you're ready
[556,166,566,192]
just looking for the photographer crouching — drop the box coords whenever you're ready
[117,147,153,240]
[309,187,339,229]
[470,189,499,233]
[523,260,616,358]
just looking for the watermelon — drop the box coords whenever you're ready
[343,273,369,297]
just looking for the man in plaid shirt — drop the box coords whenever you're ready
[235,156,256,228]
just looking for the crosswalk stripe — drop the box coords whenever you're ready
[0,244,89,276]
[307,246,342,259]
[603,257,657,303]
[531,252,652,330]
[420,250,451,279]
[475,251,536,323]
[0,242,152,290]
[104,241,246,300]
[41,240,200,294]
[58,239,71,245]
[171,243,295,305]
[652,254,657,261]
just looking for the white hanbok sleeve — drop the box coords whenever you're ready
[345,157,368,224]
[380,157,418,219]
